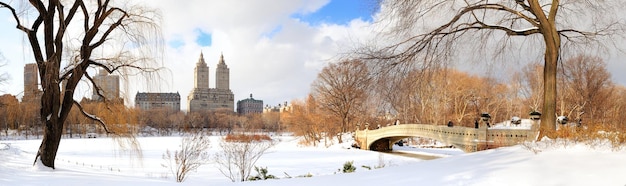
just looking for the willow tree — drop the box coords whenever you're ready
[362,0,624,138]
[0,0,162,168]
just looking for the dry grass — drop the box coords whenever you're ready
[224,134,272,143]
[546,124,626,151]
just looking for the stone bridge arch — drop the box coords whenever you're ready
[355,124,537,152]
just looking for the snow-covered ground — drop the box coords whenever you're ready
[1,135,625,185]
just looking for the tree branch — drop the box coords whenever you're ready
[88,60,155,74]
[90,8,129,49]
[72,100,112,134]
[0,2,34,32]
[84,71,107,103]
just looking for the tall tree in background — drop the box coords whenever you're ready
[362,0,624,138]
[311,60,372,143]
[560,55,613,124]
[0,0,162,168]
[514,62,544,112]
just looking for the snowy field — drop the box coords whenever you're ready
[1,135,626,186]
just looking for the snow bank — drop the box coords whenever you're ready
[2,136,625,185]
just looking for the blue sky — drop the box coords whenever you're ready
[293,0,375,25]
[170,0,375,48]
[0,0,380,109]
[193,0,375,47]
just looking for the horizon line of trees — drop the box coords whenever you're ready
[0,97,285,138]
[3,54,625,146]
[280,54,626,146]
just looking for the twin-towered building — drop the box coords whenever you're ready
[187,52,234,112]
[133,52,234,112]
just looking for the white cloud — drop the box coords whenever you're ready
[0,0,376,110]
[3,0,624,112]
[137,0,371,109]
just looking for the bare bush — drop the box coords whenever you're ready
[162,132,211,182]
[214,134,275,182]
[376,153,386,169]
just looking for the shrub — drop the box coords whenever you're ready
[548,124,626,150]
[248,166,276,181]
[342,161,356,173]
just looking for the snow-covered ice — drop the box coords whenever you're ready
[1,135,625,185]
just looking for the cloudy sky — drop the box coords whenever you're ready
[0,0,377,110]
[1,0,625,111]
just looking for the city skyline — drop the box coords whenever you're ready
[0,0,377,111]
[1,0,626,112]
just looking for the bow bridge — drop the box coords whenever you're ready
[355,121,539,152]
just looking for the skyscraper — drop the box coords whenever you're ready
[23,63,41,103]
[187,52,234,112]
[92,69,120,102]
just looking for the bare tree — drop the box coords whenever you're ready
[0,94,19,137]
[282,97,328,146]
[214,134,275,182]
[162,132,211,182]
[607,86,626,130]
[559,55,613,124]
[0,0,162,168]
[360,0,625,138]
[311,60,372,143]
[515,62,544,112]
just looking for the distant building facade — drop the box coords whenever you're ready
[263,101,291,113]
[237,94,263,114]
[187,52,234,112]
[23,63,42,103]
[135,92,181,111]
[92,69,120,102]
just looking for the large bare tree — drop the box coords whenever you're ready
[311,59,372,143]
[0,0,162,168]
[361,0,624,138]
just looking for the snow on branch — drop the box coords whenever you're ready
[72,100,112,134]
[84,72,108,103]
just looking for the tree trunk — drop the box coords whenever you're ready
[529,0,560,140]
[37,120,64,168]
[36,62,65,169]
[540,48,558,139]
